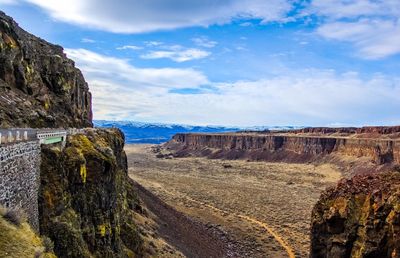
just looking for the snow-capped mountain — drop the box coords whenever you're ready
[94,120,303,144]
[94,120,240,144]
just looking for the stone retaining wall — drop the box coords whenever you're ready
[0,140,41,231]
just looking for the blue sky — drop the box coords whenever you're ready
[1,0,400,127]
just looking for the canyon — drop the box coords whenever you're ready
[1,9,400,258]
[162,129,400,257]
[168,128,400,173]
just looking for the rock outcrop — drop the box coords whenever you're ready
[0,11,92,128]
[39,128,142,257]
[286,126,400,136]
[0,11,144,258]
[167,133,400,169]
[310,171,400,258]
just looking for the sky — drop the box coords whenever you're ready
[1,0,400,127]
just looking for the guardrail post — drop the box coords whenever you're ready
[0,132,2,145]
[16,131,20,141]
[8,131,13,143]
[24,131,28,140]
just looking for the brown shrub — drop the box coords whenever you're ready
[2,207,27,226]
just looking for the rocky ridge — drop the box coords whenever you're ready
[39,128,142,257]
[168,131,399,172]
[0,11,92,128]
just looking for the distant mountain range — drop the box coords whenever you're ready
[94,120,302,144]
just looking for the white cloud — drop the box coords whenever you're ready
[310,0,400,59]
[23,0,294,33]
[140,47,210,62]
[236,46,248,51]
[81,38,96,43]
[66,49,400,126]
[116,45,143,50]
[144,41,163,47]
[192,36,217,48]
[310,0,400,20]
[0,0,18,5]
[65,48,208,89]
[317,19,400,59]
[240,22,253,27]
[7,0,400,59]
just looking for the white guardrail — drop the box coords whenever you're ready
[0,129,68,146]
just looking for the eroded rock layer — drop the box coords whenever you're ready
[281,126,400,136]
[0,11,92,128]
[168,133,400,167]
[39,128,142,257]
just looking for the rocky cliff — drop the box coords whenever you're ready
[168,133,399,169]
[39,128,142,257]
[284,126,400,136]
[310,171,400,258]
[0,11,145,258]
[0,11,92,128]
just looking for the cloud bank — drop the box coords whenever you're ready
[312,0,400,59]
[0,0,392,58]
[24,0,294,33]
[67,49,400,126]
[140,45,210,62]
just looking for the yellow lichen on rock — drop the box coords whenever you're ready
[39,129,143,257]
[80,164,87,183]
[2,33,18,48]
[43,190,54,209]
[311,172,400,258]
[44,101,50,110]
[97,223,111,237]
[333,196,348,217]
[350,194,371,258]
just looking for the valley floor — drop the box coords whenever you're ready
[126,144,342,258]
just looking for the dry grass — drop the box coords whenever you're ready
[1,207,27,226]
[0,215,55,258]
[126,144,342,258]
[132,204,185,257]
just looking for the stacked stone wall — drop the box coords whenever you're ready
[0,140,41,231]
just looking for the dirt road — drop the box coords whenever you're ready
[126,144,341,257]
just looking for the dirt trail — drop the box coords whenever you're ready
[175,190,296,258]
[134,182,242,257]
[126,144,342,257]
[237,215,295,258]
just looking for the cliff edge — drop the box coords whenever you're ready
[311,170,400,258]
[39,128,143,257]
[0,11,92,128]
[166,130,400,175]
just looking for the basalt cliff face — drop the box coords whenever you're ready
[0,11,92,128]
[311,171,400,258]
[168,132,400,169]
[0,11,144,257]
[40,128,143,257]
